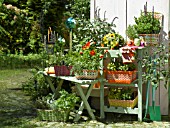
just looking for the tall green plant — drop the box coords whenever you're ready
[73,17,117,47]
[141,42,169,89]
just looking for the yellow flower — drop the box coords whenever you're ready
[110,33,115,38]
[103,36,107,42]
[110,41,118,49]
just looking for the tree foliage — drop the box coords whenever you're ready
[0,0,90,54]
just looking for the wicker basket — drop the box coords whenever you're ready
[108,95,138,108]
[106,70,137,84]
[75,69,98,80]
[139,34,160,46]
[37,109,70,122]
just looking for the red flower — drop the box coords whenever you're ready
[82,42,91,50]
[104,50,108,53]
[80,51,83,55]
[82,46,86,50]
[100,54,104,58]
[85,42,91,48]
[90,50,96,56]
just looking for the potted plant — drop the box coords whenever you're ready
[125,24,142,47]
[50,89,80,112]
[126,24,139,41]
[133,4,162,46]
[71,41,103,80]
[35,94,57,122]
[102,32,125,49]
[47,53,74,76]
[36,90,80,122]
[73,14,117,48]
[108,87,138,108]
[106,61,137,84]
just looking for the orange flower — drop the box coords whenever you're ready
[85,42,91,48]
[82,46,86,50]
[90,50,96,56]
[82,41,91,50]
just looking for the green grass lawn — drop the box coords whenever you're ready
[0,68,40,128]
[0,69,32,89]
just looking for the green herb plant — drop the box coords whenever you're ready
[126,24,139,40]
[50,90,80,111]
[73,9,125,49]
[107,62,136,71]
[134,12,161,34]
[108,87,134,100]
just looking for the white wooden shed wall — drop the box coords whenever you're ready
[90,0,170,115]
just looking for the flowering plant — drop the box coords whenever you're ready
[71,41,104,74]
[103,33,124,49]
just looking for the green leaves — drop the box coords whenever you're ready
[52,89,80,111]
[73,17,117,47]
[126,24,139,40]
[108,87,133,100]
[134,12,161,34]
[0,0,4,7]
[107,62,136,71]
[141,42,169,89]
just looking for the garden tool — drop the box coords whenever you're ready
[149,84,161,121]
[143,80,152,122]
[148,55,161,121]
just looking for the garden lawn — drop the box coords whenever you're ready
[0,69,39,128]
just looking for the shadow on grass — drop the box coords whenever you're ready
[0,89,38,128]
[0,107,38,128]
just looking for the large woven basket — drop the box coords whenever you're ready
[139,34,160,46]
[106,70,137,84]
[108,95,138,108]
[75,69,98,80]
[37,109,70,122]
[139,12,162,46]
